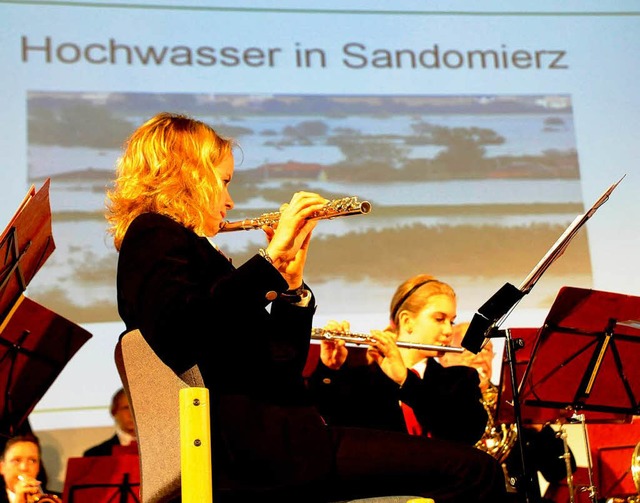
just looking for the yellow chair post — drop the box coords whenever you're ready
[180,387,213,503]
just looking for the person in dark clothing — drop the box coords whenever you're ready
[307,274,487,446]
[504,424,577,503]
[104,112,508,503]
[83,388,137,457]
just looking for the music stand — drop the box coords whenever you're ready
[519,286,640,418]
[64,455,140,503]
[462,175,624,355]
[460,177,625,503]
[496,327,545,425]
[0,295,92,434]
[0,179,55,320]
[495,326,630,426]
[0,179,92,437]
[515,286,640,502]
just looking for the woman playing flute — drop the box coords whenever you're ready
[106,113,507,503]
[307,274,488,445]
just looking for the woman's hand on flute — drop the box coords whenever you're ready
[366,329,408,386]
[319,320,349,370]
[262,191,328,289]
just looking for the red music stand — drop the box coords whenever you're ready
[63,455,140,503]
[0,179,55,319]
[505,286,640,503]
[496,325,631,426]
[518,286,640,420]
[0,180,92,437]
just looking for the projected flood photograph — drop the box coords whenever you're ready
[26,92,589,324]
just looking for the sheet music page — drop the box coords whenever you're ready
[0,184,35,243]
[518,175,625,293]
[0,179,54,318]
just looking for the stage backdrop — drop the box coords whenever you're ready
[1,1,639,440]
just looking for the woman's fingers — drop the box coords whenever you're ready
[325,319,349,333]
[280,192,329,224]
[267,192,327,258]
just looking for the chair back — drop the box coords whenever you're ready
[115,330,429,503]
[114,328,204,503]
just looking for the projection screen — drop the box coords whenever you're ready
[1,1,639,436]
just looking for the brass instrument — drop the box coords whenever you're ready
[311,328,464,353]
[634,441,640,495]
[31,495,61,503]
[440,338,518,465]
[558,425,576,503]
[474,382,518,464]
[219,196,371,232]
[606,442,640,503]
[18,476,61,503]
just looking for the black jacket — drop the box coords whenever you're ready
[308,351,487,445]
[82,434,120,457]
[116,213,332,493]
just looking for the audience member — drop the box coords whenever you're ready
[83,388,137,457]
[104,112,508,503]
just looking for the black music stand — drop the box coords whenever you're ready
[0,180,92,437]
[496,327,546,425]
[461,176,625,503]
[462,175,624,355]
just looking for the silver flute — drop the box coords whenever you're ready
[219,196,371,232]
[311,328,465,353]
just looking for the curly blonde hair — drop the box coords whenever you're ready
[105,112,234,250]
[388,273,456,331]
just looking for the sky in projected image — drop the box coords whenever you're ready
[26,91,590,332]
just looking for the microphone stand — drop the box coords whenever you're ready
[461,178,624,502]
[499,327,540,503]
